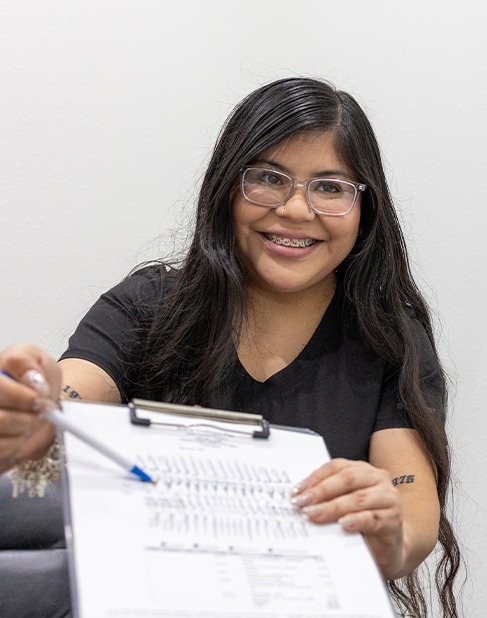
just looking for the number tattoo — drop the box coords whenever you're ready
[62,385,82,399]
[392,474,415,486]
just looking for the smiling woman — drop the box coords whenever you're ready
[0,77,461,617]
[233,131,362,298]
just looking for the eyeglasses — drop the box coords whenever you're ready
[240,167,367,216]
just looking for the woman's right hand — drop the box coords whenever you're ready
[0,343,61,473]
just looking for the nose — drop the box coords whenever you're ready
[277,183,315,221]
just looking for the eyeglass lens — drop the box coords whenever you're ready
[242,168,357,215]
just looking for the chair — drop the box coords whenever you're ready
[0,474,71,617]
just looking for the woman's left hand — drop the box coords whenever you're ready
[291,458,405,579]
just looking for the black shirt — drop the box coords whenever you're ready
[60,266,444,461]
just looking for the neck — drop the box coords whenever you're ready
[237,276,337,382]
[243,275,337,336]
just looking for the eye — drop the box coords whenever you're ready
[251,169,286,186]
[314,180,343,195]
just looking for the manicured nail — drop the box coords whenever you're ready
[290,492,312,507]
[339,515,357,530]
[22,370,50,397]
[290,480,308,495]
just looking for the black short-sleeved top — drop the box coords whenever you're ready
[60,266,444,461]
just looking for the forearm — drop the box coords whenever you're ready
[368,429,440,580]
[390,491,439,579]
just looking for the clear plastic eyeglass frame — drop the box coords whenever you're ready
[240,166,367,216]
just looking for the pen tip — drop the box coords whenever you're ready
[131,465,156,484]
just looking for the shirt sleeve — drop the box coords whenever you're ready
[372,317,446,432]
[59,266,165,402]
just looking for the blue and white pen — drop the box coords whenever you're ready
[0,369,156,484]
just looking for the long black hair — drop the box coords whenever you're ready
[141,77,461,616]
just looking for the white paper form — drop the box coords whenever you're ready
[61,400,396,618]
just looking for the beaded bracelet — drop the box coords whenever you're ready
[9,440,61,498]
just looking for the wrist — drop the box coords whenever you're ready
[367,525,407,581]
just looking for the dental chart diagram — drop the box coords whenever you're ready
[61,400,395,618]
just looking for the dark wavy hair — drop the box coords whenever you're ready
[141,77,461,616]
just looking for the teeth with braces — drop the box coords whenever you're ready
[265,234,316,248]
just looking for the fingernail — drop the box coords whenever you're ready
[290,480,308,495]
[22,370,50,397]
[339,515,357,530]
[290,492,312,507]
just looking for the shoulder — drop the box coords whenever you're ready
[345,295,446,420]
[105,263,175,311]
[121,262,173,294]
[345,293,441,374]
[397,306,446,425]
[404,306,442,378]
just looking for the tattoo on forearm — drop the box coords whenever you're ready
[62,385,82,399]
[392,474,415,486]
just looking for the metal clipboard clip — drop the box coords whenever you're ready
[128,398,270,439]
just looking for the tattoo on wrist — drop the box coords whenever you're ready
[62,385,82,400]
[392,474,415,486]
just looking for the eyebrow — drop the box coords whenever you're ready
[254,157,351,179]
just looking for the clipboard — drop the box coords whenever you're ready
[61,399,396,618]
[129,398,271,439]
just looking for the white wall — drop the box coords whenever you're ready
[1,1,485,614]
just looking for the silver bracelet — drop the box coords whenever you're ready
[9,440,62,498]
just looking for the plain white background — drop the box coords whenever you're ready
[1,1,485,615]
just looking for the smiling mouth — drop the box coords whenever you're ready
[264,233,317,248]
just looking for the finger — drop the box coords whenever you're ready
[0,409,38,436]
[0,368,50,397]
[0,374,39,412]
[338,506,403,537]
[301,484,398,523]
[1,344,59,400]
[0,417,55,473]
[292,458,351,493]
[1,343,46,379]
[0,427,30,472]
[0,409,48,468]
[293,458,374,496]
[20,370,50,396]
[293,461,389,506]
[16,419,56,461]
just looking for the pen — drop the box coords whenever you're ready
[0,369,156,484]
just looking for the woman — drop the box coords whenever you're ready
[0,77,460,616]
